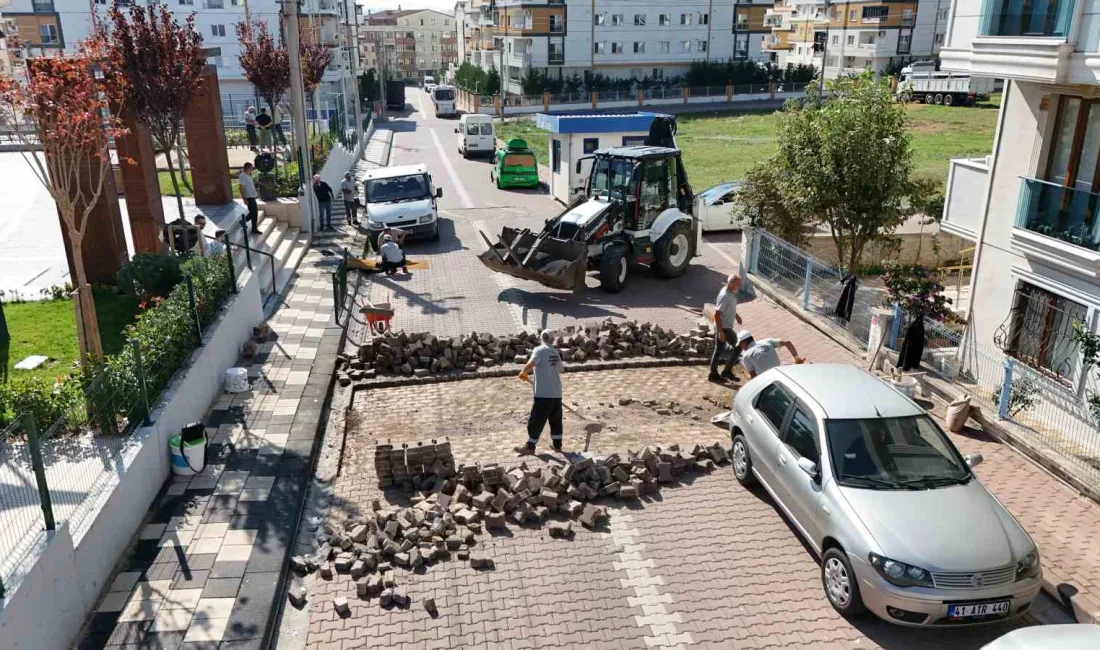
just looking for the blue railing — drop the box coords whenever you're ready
[1015,176,1100,252]
[978,0,1075,37]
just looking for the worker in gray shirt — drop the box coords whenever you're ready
[709,273,744,383]
[516,329,563,455]
[738,330,804,378]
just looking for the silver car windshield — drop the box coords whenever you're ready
[366,174,430,203]
[825,416,971,490]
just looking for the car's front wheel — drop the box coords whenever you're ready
[822,547,866,618]
[731,434,756,487]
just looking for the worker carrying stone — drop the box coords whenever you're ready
[515,329,563,455]
[737,330,805,379]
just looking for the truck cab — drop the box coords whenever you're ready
[363,163,443,247]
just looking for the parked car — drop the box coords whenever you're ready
[695,181,747,232]
[362,163,443,247]
[981,624,1100,649]
[456,114,494,158]
[729,364,1042,627]
[490,139,539,189]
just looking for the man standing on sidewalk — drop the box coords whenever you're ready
[313,175,334,230]
[239,162,260,234]
[709,273,744,383]
[515,329,563,455]
[340,172,359,226]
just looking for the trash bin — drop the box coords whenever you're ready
[170,423,207,476]
[225,367,249,393]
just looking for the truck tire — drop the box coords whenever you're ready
[924,93,934,105]
[653,222,692,278]
[599,245,628,293]
[934,93,944,105]
[943,94,954,106]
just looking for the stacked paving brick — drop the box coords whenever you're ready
[292,441,732,614]
[373,437,455,489]
[336,319,715,384]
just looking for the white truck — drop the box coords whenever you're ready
[895,62,994,107]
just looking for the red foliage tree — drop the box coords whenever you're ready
[300,37,333,94]
[236,18,290,112]
[0,40,129,359]
[102,1,206,223]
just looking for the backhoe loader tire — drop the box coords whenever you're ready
[599,245,628,293]
[653,222,692,278]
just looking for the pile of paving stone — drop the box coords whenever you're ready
[336,319,715,382]
[290,442,731,614]
[373,437,456,489]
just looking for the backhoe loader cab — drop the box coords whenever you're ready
[478,117,698,293]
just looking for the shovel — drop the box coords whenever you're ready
[519,374,605,452]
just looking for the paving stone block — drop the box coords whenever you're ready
[549,521,573,538]
[288,584,307,608]
[469,554,494,570]
[334,596,350,616]
[540,489,560,508]
[334,553,355,573]
[485,512,506,530]
[379,588,394,608]
[423,597,437,615]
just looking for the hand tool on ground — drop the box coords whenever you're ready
[518,373,604,452]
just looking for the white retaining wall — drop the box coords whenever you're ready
[0,269,264,650]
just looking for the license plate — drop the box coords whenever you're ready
[948,600,1010,618]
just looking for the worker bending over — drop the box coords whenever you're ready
[378,234,409,276]
[738,330,804,378]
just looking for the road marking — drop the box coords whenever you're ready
[430,129,476,209]
[471,217,529,332]
[414,89,425,115]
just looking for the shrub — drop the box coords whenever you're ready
[883,263,952,321]
[991,372,1039,418]
[0,375,81,430]
[117,253,183,299]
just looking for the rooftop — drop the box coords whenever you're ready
[774,364,925,420]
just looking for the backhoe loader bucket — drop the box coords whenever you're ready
[477,226,588,290]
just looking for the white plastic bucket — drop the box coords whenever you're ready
[225,367,249,393]
[170,434,207,476]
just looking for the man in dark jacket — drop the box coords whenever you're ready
[313,175,334,230]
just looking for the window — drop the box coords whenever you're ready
[826,55,839,67]
[848,9,856,20]
[638,159,672,228]
[611,42,623,54]
[179,0,193,5]
[594,41,607,54]
[633,41,645,54]
[659,14,671,26]
[697,40,707,53]
[699,13,709,25]
[38,23,58,44]
[679,40,691,53]
[784,407,819,464]
[934,33,945,45]
[1003,283,1088,381]
[1046,96,1100,193]
[897,33,911,53]
[211,24,226,38]
[847,34,855,46]
[583,137,599,154]
[826,416,970,488]
[736,12,748,29]
[756,384,793,432]
[611,14,623,26]
[902,9,915,24]
[680,13,692,25]
[622,135,647,146]
[658,41,670,53]
[550,14,563,32]
[634,13,646,26]
[552,138,561,173]
[594,13,606,26]
[549,42,564,62]
[831,34,838,45]
[862,6,889,21]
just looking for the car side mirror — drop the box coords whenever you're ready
[436,188,443,198]
[797,457,818,479]
[965,452,983,468]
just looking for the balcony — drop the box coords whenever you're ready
[1012,176,1100,278]
[941,157,990,242]
[506,51,531,68]
[549,51,564,65]
[979,0,1074,38]
[31,0,54,11]
[950,0,1076,82]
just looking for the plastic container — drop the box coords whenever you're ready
[170,433,207,476]
[225,367,249,393]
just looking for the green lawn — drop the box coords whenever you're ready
[496,94,1001,192]
[2,292,141,382]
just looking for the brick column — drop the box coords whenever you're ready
[54,152,128,285]
[115,106,165,253]
[183,65,232,205]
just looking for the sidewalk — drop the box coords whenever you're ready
[74,193,364,649]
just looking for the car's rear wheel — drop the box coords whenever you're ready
[731,434,755,486]
[822,547,866,617]
[599,245,628,293]
[653,221,692,278]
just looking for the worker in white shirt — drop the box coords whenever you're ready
[378,234,408,276]
[737,330,805,378]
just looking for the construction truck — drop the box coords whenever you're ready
[895,62,994,106]
[477,116,697,293]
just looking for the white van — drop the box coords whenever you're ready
[423,75,436,92]
[431,84,456,117]
[455,114,494,158]
[362,163,443,246]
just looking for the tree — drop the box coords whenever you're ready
[103,2,206,223]
[300,37,333,94]
[772,71,913,272]
[0,42,128,359]
[736,162,810,247]
[485,67,501,95]
[358,68,379,103]
[236,19,290,114]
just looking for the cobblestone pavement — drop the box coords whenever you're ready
[300,366,1084,649]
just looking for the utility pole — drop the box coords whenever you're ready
[281,0,315,234]
[346,0,363,133]
[819,1,832,92]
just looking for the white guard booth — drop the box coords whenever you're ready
[535,112,670,204]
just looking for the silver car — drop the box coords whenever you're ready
[729,364,1042,626]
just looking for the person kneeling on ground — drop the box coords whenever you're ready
[738,330,804,379]
[378,234,408,275]
[515,329,563,455]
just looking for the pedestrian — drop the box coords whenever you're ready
[239,162,261,234]
[515,329,563,455]
[341,172,359,225]
[709,273,744,383]
[737,330,804,379]
[243,105,258,149]
[313,175,334,230]
[271,104,288,147]
[377,234,408,275]
[204,229,227,258]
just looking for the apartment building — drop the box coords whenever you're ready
[733,0,776,63]
[456,0,493,68]
[938,0,1100,413]
[482,0,736,96]
[763,0,949,78]
[358,8,457,81]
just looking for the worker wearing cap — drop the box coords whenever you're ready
[515,329,563,455]
[378,234,408,275]
[738,330,804,379]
